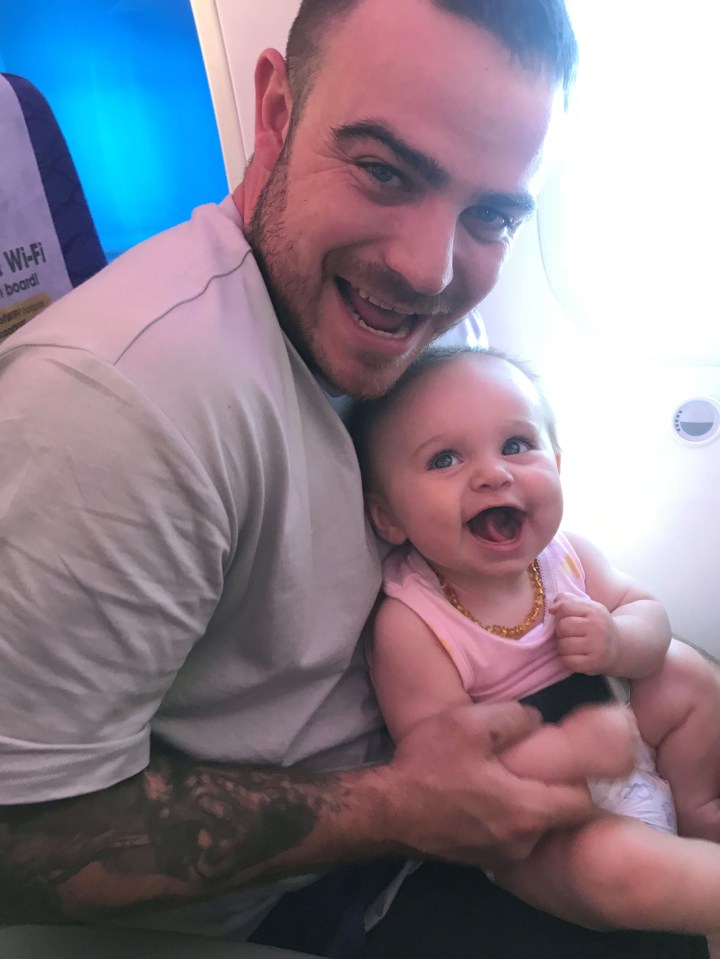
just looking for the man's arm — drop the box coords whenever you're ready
[0,699,637,924]
[0,752,389,923]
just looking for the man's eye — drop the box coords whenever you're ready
[476,206,506,224]
[502,437,532,455]
[464,206,517,242]
[429,450,459,470]
[359,162,404,187]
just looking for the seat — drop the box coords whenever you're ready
[0,72,106,342]
[0,925,318,958]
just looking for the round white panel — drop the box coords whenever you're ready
[672,397,720,445]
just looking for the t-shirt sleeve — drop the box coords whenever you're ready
[0,344,231,803]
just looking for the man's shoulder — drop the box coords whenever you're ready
[0,198,300,469]
[0,198,265,366]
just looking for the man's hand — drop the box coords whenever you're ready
[383,700,635,871]
[551,592,619,675]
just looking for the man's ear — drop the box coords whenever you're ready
[366,492,408,545]
[254,48,292,172]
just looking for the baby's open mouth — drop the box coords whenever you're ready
[467,506,526,543]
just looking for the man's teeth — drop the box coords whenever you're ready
[356,287,416,316]
[349,306,411,339]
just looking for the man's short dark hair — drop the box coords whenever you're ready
[286,0,578,113]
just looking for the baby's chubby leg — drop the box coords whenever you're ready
[496,810,720,934]
[498,704,720,934]
[632,639,720,840]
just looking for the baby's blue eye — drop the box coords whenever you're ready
[502,437,532,455]
[429,451,459,470]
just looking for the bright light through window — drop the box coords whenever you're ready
[538,1,720,365]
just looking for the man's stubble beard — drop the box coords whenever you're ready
[245,142,318,373]
[247,154,410,398]
[246,136,465,399]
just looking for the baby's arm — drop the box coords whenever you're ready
[552,532,671,679]
[372,596,635,796]
[370,596,471,741]
[371,592,649,884]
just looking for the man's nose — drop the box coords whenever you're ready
[382,202,456,297]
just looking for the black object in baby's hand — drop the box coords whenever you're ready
[520,673,613,724]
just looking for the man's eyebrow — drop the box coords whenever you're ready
[333,121,536,216]
[333,121,448,188]
[480,191,537,218]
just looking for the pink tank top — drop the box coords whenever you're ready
[381,533,586,703]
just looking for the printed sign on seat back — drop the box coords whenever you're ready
[0,73,106,342]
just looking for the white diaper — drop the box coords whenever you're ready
[589,740,677,834]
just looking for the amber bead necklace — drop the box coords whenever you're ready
[436,560,544,640]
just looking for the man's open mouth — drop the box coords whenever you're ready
[467,506,526,544]
[336,278,419,339]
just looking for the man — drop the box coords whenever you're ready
[0,1,709,956]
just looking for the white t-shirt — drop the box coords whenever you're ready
[0,197,387,936]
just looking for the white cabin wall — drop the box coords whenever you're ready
[190,0,300,189]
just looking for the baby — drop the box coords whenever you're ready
[350,345,720,933]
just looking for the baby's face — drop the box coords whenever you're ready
[367,355,563,586]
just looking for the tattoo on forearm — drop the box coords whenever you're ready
[0,753,345,922]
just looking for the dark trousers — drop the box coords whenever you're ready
[250,860,709,959]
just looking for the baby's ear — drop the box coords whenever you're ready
[366,492,407,545]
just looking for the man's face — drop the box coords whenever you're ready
[248,0,562,398]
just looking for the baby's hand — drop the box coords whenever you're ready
[550,592,619,675]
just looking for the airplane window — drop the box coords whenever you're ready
[538,1,719,365]
[0,0,227,259]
